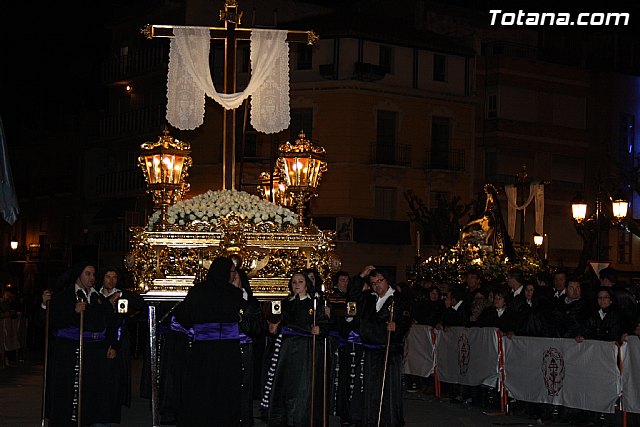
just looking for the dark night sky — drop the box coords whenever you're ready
[1,0,640,148]
[0,2,111,146]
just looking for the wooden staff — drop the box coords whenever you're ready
[40,298,50,427]
[377,299,395,427]
[322,293,328,427]
[76,291,86,427]
[310,292,318,427]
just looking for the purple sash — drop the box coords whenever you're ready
[53,326,106,342]
[170,317,240,341]
[170,316,191,337]
[281,326,313,337]
[193,322,240,341]
[348,330,385,349]
[239,331,253,345]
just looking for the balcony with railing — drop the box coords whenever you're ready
[371,142,412,167]
[425,149,465,171]
[96,169,146,197]
[102,45,169,83]
[99,104,165,139]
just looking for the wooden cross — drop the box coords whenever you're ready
[142,0,318,190]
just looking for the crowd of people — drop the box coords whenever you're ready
[404,266,640,425]
[21,257,640,426]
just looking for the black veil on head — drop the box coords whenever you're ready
[288,271,315,296]
[70,260,97,286]
[206,257,234,286]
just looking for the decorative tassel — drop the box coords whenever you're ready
[260,333,283,411]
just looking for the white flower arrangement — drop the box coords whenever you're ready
[147,189,298,230]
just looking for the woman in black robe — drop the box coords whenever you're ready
[47,261,118,426]
[173,256,244,427]
[263,271,328,427]
[232,268,266,426]
[96,266,148,424]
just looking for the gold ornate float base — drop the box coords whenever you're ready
[125,215,339,300]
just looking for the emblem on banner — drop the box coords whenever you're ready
[457,333,470,375]
[541,347,565,396]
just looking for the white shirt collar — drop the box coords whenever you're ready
[101,287,121,297]
[75,284,98,300]
[555,289,566,298]
[513,286,523,297]
[496,307,505,317]
[598,308,606,320]
[376,287,395,312]
[289,293,310,301]
[452,300,463,311]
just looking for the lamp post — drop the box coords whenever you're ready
[275,131,328,229]
[533,232,543,257]
[138,127,192,231]
[571,189,628,265]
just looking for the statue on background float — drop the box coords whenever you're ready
[460,184,517,261]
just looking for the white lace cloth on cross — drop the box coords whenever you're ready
[166,27,290,133]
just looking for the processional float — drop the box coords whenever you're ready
[125,3,338,425]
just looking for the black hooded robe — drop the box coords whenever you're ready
[174,257,244,427]
[46,262,118,426]
[357,291,411,427]
[266,294,328,427]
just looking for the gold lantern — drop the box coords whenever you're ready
[276,131,327,227]
[258,170,293,207]
[138,127,192,230]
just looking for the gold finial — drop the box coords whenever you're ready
[141,24,153,39]
[307,31,319,45]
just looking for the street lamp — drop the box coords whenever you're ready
[533,233,543,248]
[275,131,328,228]
[570,189,628,264]
[138,127,192,231]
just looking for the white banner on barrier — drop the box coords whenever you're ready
[435,327,499,387]
[503,336,620,413]
[403,324,437,378]
[622,336,640,414]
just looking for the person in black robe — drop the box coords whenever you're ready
[173,256,244,427]
[96,266,148,424]
[47,261,119,426]
[325,270,359,426]
[263,271,328,427]
[352,268,411,427]
[232,268,266,426]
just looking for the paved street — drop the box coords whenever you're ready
[0,353,566,427]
